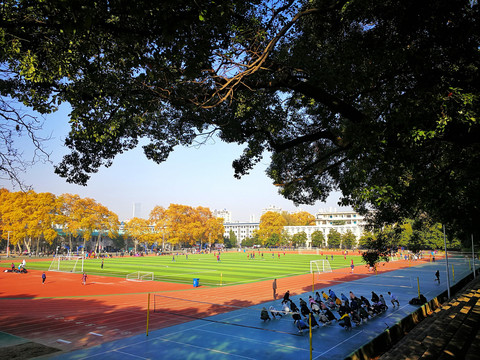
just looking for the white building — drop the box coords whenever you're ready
[223,222,259,245]
[262,205,283,215]
[284,209,367,248]
[213,209,232,223]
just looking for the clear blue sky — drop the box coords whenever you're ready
[2,105,346,222]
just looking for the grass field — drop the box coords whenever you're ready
[25,251,366,286]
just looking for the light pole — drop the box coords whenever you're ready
[162,227,165,253]
[443,225,451,299]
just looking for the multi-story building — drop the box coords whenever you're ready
[223,222,260,244]
[213,209,232,223]
[284,209,367,248]
[261,205,283,215]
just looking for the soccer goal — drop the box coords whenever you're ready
[310,259,332,274]
[48,256,84,273]
[298,247,320,255]
[126,271,154,282]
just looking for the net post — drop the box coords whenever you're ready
[312,272,314,293]
[417,277,421,299]
[309,313,312,360]
[146,293,150,336]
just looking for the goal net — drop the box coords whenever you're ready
[126,271,154,282]
[298,247,320,255]
[48,256,84,273]
[310,259,332,274]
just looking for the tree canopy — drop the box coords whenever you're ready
[0,189,119,253]
[311,230,325,248]
[256,211,287,245]
[149,204,224,249]
[1,1,479,237]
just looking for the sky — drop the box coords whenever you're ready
[2,105,347,222]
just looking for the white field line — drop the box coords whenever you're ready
[314,330,364,358]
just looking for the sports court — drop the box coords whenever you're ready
[10,254,469,360]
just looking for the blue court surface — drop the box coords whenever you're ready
[48,256,476,360]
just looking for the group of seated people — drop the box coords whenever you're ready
[260,288,389,333]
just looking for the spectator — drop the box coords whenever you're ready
[388,291,400,308]
[260,307,271,321]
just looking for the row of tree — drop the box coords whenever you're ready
[0,189,119,254]
[0,187,463,255]
[0,189,224,253]
[241,226,357,249]
[125,204,224,252]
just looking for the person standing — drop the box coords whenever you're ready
[42,272,46,284]
[272,278,277,299]
[435,270,440,283]
[82,272,87,285]
[101,259,104,269]
[350,259,355,274]
[388,291,400,308]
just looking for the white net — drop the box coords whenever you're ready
[48,256,84,273]
[310,259,332,273]
[298,247,320,255]
[126,271,154,281]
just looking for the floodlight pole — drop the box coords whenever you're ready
[443,225,451,299]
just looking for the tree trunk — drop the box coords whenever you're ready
[24,238,31,253]
[93,234,100,254]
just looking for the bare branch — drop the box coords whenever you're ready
[0,97,52,189]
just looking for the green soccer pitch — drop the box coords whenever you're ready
[25,251,365,287]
